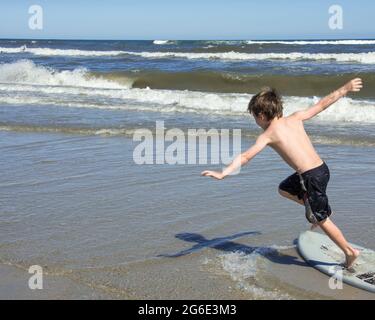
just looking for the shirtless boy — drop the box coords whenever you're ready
[201,78,363,268]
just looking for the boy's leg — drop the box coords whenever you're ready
[278,189,304,205]
[317,218,359,268]
[279,189,358,267]
[279,189,319,229]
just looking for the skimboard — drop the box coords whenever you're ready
[298,230,375,293]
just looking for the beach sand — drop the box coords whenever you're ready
[1,247,373,299]
[0,263,117,299]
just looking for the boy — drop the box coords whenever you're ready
[201,78,363,268]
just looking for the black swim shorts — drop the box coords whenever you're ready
[279,162,332,223]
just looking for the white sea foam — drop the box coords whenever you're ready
[0,46,124,56]
[1,60,375,123]
[207,39,375,46]
[218,245,295,299]
[246,39,375,45]
[153,40,174,45]
[204,40,246,45]
[2,85,374,123]
[121,51,375,64]
[2,46,375,63]
[0,60,131,89]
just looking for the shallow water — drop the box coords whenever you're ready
[0,131,374,299]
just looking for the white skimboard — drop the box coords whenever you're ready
[298,230,375,293]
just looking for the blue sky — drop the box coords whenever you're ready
[0,0,374,40]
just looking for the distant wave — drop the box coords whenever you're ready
[0,46,124,56]
[121,51,375,64]
[204,39,375,46]
[1,61,375,124]
[2,46,375,63]
[153,40,175,45]
[246,39,375,45]
[204,40,247,45]
[0,124,137,137]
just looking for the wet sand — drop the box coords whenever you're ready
[1,246,373,300]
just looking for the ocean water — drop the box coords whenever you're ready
[0,39,374,299]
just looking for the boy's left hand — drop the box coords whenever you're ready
[344,78,363,93]
[201,170,224,180]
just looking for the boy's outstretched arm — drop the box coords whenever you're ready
[201,134,270,180]
[293,78,363,121]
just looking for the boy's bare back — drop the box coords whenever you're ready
[262,115,323,174]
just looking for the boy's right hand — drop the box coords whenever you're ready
[344,78,363,93]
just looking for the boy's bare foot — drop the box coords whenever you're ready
[345,248,360,269]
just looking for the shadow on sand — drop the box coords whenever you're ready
[158,231,308,267]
